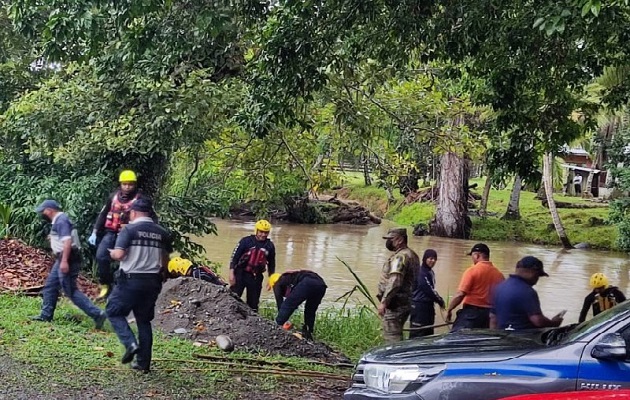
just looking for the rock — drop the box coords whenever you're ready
[588,217,606,227]
[413,223,429,236]
[174,328,188,334]
[574,242,591,249]
[216,335,235,352]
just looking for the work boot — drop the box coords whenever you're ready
[131,361,150,374]
[96,284,111,302]
[94,311,107,330]
[121,343,139,364]
[30,315,52,322]
[301,324,313,341]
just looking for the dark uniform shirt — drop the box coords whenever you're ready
[114,217,173,274]
[492,275,542,330]
[579,286,626,323]
[229,235,276,275]
[273,270,326,309]
[412,265,444,307]
[377,247,419,310]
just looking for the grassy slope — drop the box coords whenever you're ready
[0,295,356,399]
[337,174,618,251]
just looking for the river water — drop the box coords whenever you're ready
[196,219,630,326]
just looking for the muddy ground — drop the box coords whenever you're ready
[154,278,351,365]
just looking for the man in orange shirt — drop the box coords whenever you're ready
[446,243,504,332]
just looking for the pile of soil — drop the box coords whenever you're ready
[0,239,99,298]
[154,278,351,364]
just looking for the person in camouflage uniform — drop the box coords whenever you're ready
[377,228,420,344]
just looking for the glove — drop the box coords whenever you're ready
[88,232,97,246]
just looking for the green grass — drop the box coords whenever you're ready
[259,302,382,361]
[0,294,357,398]
[335,173,618,250]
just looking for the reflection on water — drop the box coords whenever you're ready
[196,219,630,326]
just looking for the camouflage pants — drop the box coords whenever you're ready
[382,307,410,344]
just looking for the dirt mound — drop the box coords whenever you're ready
[154,278,350,364]
[0,239,99,298]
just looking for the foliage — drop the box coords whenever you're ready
[0,163,111,250]
[607,125,630,251]
[0,202,11,239]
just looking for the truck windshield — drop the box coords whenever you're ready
[562,306,630,343]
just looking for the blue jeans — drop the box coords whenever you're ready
[41,252,103,321]
[106,274,162,369]
[96,231,117,285]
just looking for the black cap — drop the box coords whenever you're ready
[467,243,490,256]
[130,198,153,213]
[35,199,62,213]
[517,256,549,277]
[383,228,408,239]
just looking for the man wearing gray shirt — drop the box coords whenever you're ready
[31,200,106,328]
[107,198,172,373]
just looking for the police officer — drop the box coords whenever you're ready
[88,170,152,300]
[377,228,419,344]
[229,219,276,312]
[268,270,327,340]
[107,198,172,373]
[31,200,107,328]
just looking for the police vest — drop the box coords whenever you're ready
[104,192,139,232]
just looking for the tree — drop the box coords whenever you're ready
[543,152,573,249]
[503,176,523,220]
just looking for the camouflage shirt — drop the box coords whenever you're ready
[377,247,419,310]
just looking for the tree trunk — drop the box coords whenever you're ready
[362,153,372,186]
[543,152,573,249]
[479,172,493,216]
[502,175,522,220]
[429,152,471,239]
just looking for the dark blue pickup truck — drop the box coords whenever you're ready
[345,301,630,400]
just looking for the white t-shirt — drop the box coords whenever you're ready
[573,175,583,185]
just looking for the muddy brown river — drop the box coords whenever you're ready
[197,219,630,327]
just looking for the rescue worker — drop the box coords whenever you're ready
[579,273,626,323]
[229,219,276,312]
[490,256,562,330]
[376,228,419,344]
[409,249,445,338]
[30,200,107,328]
[107,198,172,373]
[269,270,327,340]
[167,256,227,286]
[446,243,504,332]
[88,170,151,301]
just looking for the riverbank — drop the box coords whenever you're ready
[334,175,619,251]
[0,294,359,399]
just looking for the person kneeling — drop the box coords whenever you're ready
[268,270,327,340]
[167,257,227,286]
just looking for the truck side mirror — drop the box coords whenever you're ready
[591,333,627,360]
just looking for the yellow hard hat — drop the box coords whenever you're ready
[255,219,272,233]
[168,257,193,276]
[119,170,137,183]
[268,273,281,288]
[590,273,609,289]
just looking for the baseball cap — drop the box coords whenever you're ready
[517,256,549,277]
[130,198,153,213]
[467,243,490,256]
[382,228,408,239]
[35,199,62,213]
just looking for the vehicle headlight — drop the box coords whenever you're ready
[363,364,445,394]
